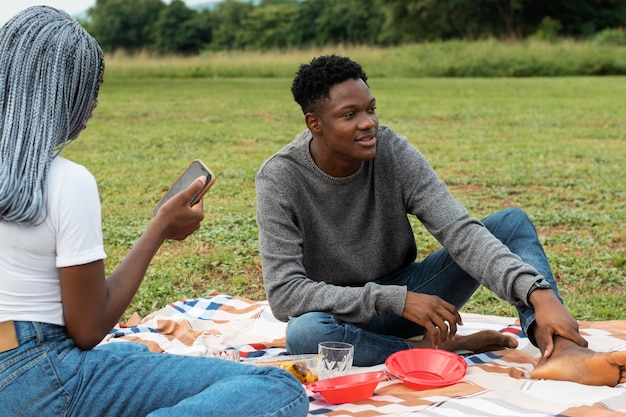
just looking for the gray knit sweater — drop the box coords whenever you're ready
[255,125,542,323]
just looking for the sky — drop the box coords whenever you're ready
[0,1,214,26]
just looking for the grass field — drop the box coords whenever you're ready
[62,74,625,322]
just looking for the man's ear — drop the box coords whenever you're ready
[305,112,321,134]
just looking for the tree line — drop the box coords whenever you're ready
[83,0,626,54]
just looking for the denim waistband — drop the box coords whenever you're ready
[11,321,68,345]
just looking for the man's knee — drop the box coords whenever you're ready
[486,206,529,224]
[501,206,531,224]
[286,312,340,355]
[484,206,534,236]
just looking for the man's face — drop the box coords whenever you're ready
[307,78,378,177]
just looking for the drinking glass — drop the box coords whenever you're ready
[318,341,354,380]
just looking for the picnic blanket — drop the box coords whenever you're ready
[101,293,626,417]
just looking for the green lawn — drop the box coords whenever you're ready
[63,76,626,321]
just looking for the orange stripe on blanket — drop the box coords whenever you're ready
[154,319,208,346]
[377,380,485,401]
[580,321,626,333]
[579,320,626,344]
[469,349,537,379]
[214,300,267,316]
[196,292,267,317]
[562,404,626,417]
[118,336,166,353]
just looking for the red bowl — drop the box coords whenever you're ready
[385,348,467,390]
[309,371,388,404]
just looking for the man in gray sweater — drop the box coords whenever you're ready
[255,55,625,386]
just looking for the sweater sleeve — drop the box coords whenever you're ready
[392,137,541,307]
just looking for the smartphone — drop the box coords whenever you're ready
[153,159,216,216]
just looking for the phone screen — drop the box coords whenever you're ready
[153,160,215,216]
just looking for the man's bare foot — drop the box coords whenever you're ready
[410,329,518,353]
[531,335,626,386]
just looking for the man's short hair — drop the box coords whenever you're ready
[291,55,368,115]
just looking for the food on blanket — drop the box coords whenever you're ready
[280,362,318,383]
[247,354,321,383]
[385,348,467,390]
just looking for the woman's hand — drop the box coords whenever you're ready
[60,176,208,349]
[152,176,206,241]
[402,291,463,348]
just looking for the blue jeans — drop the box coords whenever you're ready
[0,321,309,417]
[286,207,562,366]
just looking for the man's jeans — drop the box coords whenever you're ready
[0,321,309,417]
[286,207,562,366]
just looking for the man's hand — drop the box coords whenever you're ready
[530,289,588,358]
[402,292,463,348]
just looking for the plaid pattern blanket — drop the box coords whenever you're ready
[102,293,626,417]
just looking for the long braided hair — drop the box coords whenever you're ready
[0,6,104,225]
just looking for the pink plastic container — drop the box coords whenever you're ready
[385,348,467,390]
[308,371,388,404]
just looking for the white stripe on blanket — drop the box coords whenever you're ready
[100,293,626,417]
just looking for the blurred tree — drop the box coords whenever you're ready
[88,0,165,52]
[238,2,301,50]
[209,0,255,49]
[296,0,329,47]
[153,0,210,54]
[377,0,626,42]
[259,0,296,4]
[377,0,525,42]
[522,0,626,37]
[85,0,626,54]
[378,0,450,43]
[314,0,384,45]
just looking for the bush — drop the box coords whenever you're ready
[531,16,563,42]
[594,27,626,46]
[102,41,626,79]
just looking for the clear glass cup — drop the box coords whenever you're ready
[317,341,354,380]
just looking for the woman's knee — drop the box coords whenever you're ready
[251,366,310,417]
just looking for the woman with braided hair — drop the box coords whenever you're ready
[0,6,308,417]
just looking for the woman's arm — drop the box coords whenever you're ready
[59,177,206,349]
